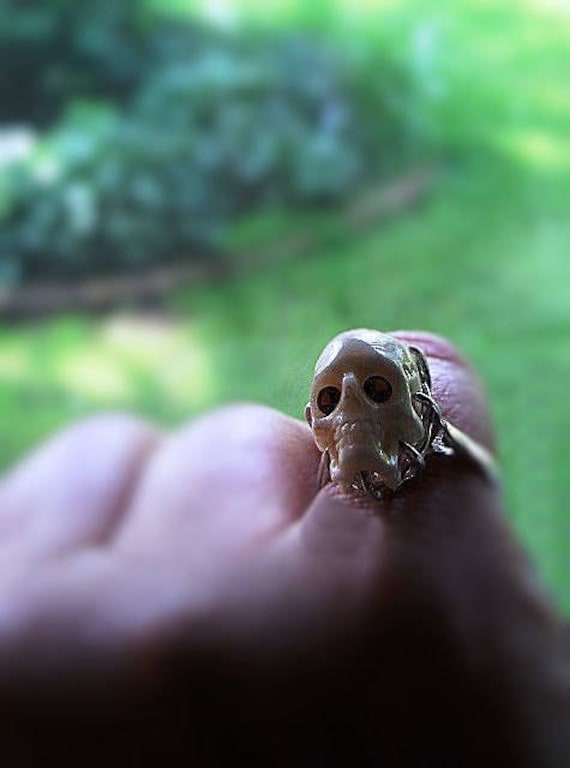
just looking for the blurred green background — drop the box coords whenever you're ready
[0,0,568,611]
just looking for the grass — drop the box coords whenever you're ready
[0,0,569,610]
[172,155,570,615]
[1,153,568,610]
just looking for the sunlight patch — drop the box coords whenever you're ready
[501,129,570,170]
[58,351,133,401]
[102,314,213,408]
[526,0,570,16]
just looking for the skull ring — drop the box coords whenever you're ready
[305,329,498,501]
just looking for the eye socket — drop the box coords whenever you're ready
[363,376,392,403]
[317,386,341,415]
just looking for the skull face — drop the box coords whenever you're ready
[307,329,428,492]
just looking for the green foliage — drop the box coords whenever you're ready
[1,156,569,610]
[0,0,568,610]
[0,0,152,125]
[1,17,421,284]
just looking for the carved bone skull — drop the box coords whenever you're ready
[306,329,430,494]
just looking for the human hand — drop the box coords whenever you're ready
[0,332,567,766]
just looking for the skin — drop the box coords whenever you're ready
[0,331,567,766]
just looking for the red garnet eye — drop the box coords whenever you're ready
[363,376,392,403]
[317,386,341,416]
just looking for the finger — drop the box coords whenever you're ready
[300,330,558,618]
[294,332,566,765]
[0,415,161,558]
[116,405,321,556]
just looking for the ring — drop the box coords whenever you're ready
[304,329,499,500]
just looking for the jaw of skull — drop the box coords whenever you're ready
[307,330,427,493]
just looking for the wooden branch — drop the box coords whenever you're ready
[0,165,438,319]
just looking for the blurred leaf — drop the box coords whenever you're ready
[1,18,421,284]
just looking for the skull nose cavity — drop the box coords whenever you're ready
[334,420,374,442]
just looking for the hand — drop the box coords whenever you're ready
[0,332,567,766]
